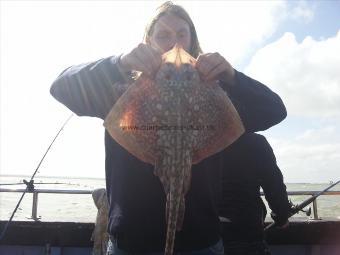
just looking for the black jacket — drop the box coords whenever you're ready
[216,133,290,242]
[50,55,287,252]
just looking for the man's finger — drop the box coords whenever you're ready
[134,49,153,75]
[146,46,162,73]
[205,62,227,81]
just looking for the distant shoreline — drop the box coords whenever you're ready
[0,174,105,180]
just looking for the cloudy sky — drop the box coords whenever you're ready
[1,1,339,183]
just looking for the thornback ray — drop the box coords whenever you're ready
[104,45,245,255]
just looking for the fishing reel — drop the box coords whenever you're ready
[289,200,311,217]
[23,179,35,192]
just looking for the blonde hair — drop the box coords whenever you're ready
[144,1,202,58]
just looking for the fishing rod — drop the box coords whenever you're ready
[0,114,73,241]
[265,180,340,231]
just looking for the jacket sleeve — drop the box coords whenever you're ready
[50,56,127,119]
[223,70,287,132]
[255,135,291,226]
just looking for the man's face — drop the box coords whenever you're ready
[149,14,192,54]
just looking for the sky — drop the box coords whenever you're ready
[1,0,339,183]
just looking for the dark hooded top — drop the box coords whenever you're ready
[50,55,287,252]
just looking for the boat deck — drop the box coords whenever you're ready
[1,220,340,255]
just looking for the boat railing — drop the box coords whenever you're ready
[0,188,340,221]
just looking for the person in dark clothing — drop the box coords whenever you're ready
[50,2,287,254]
[215,133,290,255]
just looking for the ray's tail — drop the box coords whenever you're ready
[164,149,192,255]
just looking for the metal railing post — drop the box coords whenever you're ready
[32,191,39,221]
[312,199,319,220]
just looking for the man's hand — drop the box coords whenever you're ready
[196,52,235,84]
[119,43,162,76]
[271,212,290,229]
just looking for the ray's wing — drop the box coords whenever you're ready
[188,80,245,164]
[104,75,160,164]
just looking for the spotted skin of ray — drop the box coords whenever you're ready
[104,46,245,255]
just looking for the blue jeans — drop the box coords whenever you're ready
[106,238,224,255]
[224,241,271,255]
